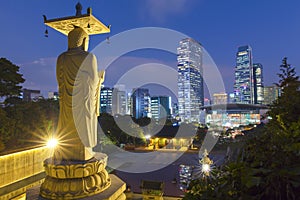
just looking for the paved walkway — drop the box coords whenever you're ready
[111,150,226,197]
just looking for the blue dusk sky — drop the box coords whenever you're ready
[0,0,299,99]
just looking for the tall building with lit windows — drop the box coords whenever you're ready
[177,38,203,123]
[150,96,172,121]
[131,88,150,119]
[100,87,113,114]
[112,85,127,116]
[264,85,281,105]
[234,45,254,104]
[253,63,264,104]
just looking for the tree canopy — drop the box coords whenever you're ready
[0,58,25,98]
[0,99,59,153]
[269,57,300,129]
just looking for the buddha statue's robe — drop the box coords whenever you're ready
[54,32,103,160]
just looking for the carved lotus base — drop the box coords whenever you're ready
[39,157,111,199]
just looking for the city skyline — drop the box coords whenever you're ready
[1,1,299,98]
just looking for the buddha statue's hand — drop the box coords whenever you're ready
[98,70,105,84]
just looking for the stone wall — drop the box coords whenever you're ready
[0,147,51,199]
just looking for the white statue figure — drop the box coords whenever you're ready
[55,26,104,160]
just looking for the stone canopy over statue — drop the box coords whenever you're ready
[38,4,126,200]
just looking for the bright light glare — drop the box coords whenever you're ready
[47,138,58,148]
[145,135,151,140]
[202,164,210,173]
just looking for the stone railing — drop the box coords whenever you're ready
[0,146,51,199]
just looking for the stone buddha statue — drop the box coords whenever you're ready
[38,6,127,200]
[54,26,105,161]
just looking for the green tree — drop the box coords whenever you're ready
[133,116,151,127]
[269,57,300,130]
[97,114,146,147]
[0,58,25,98]
[277,57,299,88]
[0,99,59,153]
[0,107,13,151]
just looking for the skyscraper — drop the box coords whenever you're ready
[131,88,150,119]
[234,45,254,104]
[127,92,132,115]
[172,103,179,117]
[150,96,172,121]
[112,85,127,116]
[228,93,235,103]
[100,87,112,114]
[253,63,264,104]
[263,85,281,105]
[177,38,203,123]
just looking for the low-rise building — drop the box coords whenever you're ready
[201,103,268,128]
[213,93,227,105]
[22,89,41,102]
[141,180,164,200]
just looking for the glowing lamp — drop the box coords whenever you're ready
[47,138,58,148]
[145,135,151,140]
[202,164,210,173]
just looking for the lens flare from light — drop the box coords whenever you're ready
[145,135,151,140]
[202,164,210,173]
[47,138,58,148]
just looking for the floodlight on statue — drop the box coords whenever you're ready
[46,138,58,148]
[202,163,210,174]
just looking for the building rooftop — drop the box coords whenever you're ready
[141,180,164,191]
[201,103,268,111]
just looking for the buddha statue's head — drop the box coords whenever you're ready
[68,26,89,51]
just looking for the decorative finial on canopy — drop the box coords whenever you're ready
[76,2,82,16]
[87,7,92,15]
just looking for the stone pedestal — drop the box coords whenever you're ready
[80,175,126,200]
[26,175,126,200]
[36,153,125,200]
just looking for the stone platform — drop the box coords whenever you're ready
[26,175,126,200]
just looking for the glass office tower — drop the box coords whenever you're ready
[234,45,253,104]
[177,38,203,123]
[131,88,150,119]
[253,63,264,104]
[151,96,172,121]
[100,87,113,114]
